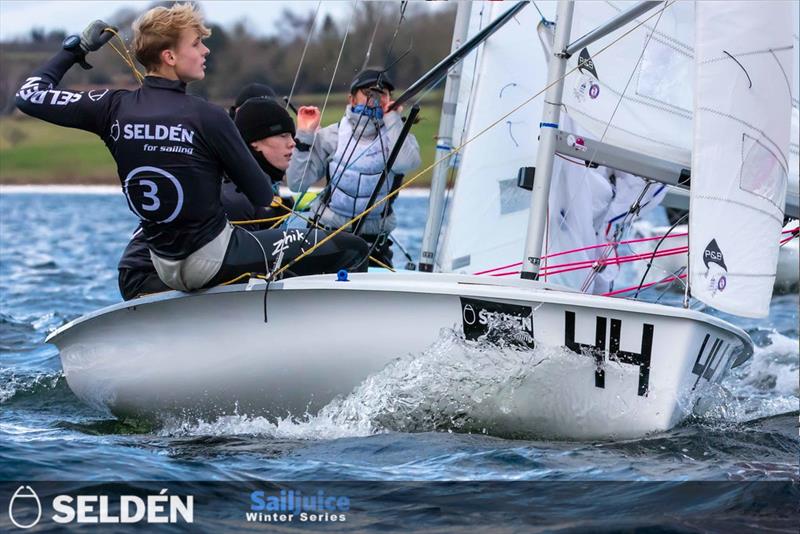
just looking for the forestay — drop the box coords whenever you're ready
[689,1,794,318]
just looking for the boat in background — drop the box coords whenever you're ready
[47,1,796,439]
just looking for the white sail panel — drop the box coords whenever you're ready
[438,1,667,291]
[689,1,794,318]
[562,1,695,166]
[438,2,554,274]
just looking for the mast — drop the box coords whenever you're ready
[418,0,471,272]
[520,0,574,280]
[520,0,663,280]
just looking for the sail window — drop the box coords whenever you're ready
[739,133,788,210]
[499,178,530,215]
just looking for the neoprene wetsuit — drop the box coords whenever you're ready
[17,49,368,293]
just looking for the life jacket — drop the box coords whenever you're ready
[327,116,393,221]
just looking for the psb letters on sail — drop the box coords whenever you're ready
[689,1,795,318]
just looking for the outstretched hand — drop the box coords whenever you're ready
[297,106,321,131]
[80,20,117,54]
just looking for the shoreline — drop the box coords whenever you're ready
[0,184,433,197]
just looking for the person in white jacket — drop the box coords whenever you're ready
[286,68,421,267]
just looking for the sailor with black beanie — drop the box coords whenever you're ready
[118,95,369,300]
[228,83,278,118]
[222,97,297,229]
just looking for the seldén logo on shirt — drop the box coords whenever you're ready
[122,123,195,144]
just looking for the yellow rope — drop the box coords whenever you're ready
[220,272,268,286]
[104,27,145,84]
[230,214,290,225]
[268,0,676,280]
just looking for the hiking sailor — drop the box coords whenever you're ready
[118,96,305,300]
[286,68,421,268]
[15,4,368,295]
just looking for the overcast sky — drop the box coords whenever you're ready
[0,1,361,41]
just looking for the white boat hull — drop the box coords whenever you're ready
[47,273,752,440]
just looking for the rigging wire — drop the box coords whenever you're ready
[384,1,409,69]
[567,1,671,293]
[285,1,323,110]
[293,0,359,196]
[361,3,388,69]
[633,211,689,298]
[267,0,680,280]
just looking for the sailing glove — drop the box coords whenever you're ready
[80,20,117,54]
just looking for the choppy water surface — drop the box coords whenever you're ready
[1,189,797,528]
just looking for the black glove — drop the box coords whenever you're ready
[80,20,117,54]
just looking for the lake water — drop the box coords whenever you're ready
[1,188,797,531]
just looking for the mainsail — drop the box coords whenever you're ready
[689,1,795,318]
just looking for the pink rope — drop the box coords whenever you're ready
[475,225,797,279]
[473,231,689,275]
[487,246,689,278]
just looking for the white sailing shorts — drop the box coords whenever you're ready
[150,224,233,291]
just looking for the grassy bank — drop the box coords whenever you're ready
[0,95,442,186]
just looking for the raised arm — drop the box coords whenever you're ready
[286,106,337,192]
[15,21,120,136]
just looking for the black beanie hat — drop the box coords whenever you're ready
[235,97,296,143]
[235,83,277,107]
[229,83,277,118]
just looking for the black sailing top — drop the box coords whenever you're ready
[15,49,273,260]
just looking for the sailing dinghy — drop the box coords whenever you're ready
[47,1,795,439]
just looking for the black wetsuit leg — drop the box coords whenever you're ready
[118,268,171,301]
[207,227,369,286]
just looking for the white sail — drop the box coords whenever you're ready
[564,0,799,214]
[438,2,552,274]
[438,1,665,290]
[689,1,794,318]
[563,1,695,166]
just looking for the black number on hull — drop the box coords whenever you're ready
[691,334,726,390]
[564,311,654,396]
